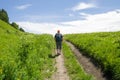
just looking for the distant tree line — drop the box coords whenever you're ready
[0,9,25,32]
[11,22,25,32]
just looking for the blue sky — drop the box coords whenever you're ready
[0,0,120,34]
[0,0,120,22]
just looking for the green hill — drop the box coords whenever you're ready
[0,20,55,80]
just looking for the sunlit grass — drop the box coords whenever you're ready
[0,20,55,80]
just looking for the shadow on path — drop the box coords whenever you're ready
[48,54,60,58]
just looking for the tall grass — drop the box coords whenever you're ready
[0,20,55,80]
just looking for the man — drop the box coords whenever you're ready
[54,30,63,55]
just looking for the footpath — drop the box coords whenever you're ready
[51,51,70,80]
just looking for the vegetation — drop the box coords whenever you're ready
[62,42,94,80]
[11,22,19,29]
[0,9,9,23]
[65,32,120,80]
[19,27,25,32]
[0,9,24,32]
[0,20,55,80]
[11,22,25,32]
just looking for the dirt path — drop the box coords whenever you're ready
[51,51,70,80]
[66,41,107,80]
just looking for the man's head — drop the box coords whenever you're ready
[57,30,60,33]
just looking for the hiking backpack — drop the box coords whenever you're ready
[55,33,62,42]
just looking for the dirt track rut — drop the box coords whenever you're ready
[66,41,107,80]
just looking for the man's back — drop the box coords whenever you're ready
[55,33,63,42]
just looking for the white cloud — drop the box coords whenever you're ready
[72,2,96,11]
[17,22,61,34]
[17,9,120,35]
[79,12,90,16]
[16,4,32,10]
[68,13,74,17]
[62,10,120,32]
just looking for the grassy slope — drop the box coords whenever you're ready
[0,20,55,80]
[65,32,120,80]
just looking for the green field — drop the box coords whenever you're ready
[65,32,120,80]
[0,20,55,80]
[1,18,120,80]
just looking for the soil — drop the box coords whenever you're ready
[51,51,70,80]
[65,41,107,80]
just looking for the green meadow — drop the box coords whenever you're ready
[0,20,55,80]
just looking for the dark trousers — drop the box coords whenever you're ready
[56,41,62,50]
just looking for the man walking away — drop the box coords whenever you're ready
[54,30,63,55]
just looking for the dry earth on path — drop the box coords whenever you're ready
[51,51,70,80]
[66,41,107,80]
